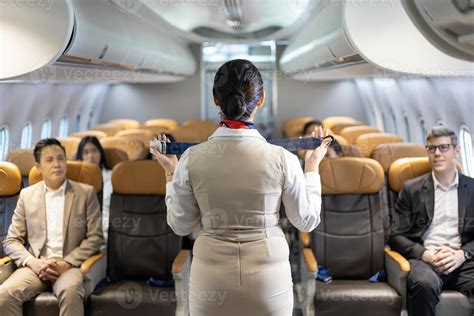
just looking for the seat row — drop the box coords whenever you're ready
[0,160,190,316]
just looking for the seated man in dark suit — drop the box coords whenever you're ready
[390,126,474,316]
[0,138,104,316]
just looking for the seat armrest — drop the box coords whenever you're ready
[0,257,15,285]
[173,250,191,316]
[385,247,410,315]
[81,251,106,297]
[300,232,311,248]
[303,248,318,274]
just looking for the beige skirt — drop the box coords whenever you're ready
[189,235,293,316]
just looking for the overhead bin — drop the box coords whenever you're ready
[280,0,474,80]
[0,0,196,82]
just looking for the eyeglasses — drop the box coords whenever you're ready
[425,144,453,154]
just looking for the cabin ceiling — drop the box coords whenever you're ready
[143,0,320,42]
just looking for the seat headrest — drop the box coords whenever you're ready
[333,134,348,146]
[70,130,108,139]
[283,117,316,138]
[0,162,22,196]
[90,124,123,137]
[319,158,384,194]
[341,144,364,157]
[58,137,81,160]
[100,136,148,167]
[112,160,166,195]
[107,119,141,130]
[356,133,404,157]
[29,161,103,192]
[7,148,35,176]
[322,116,358,130]
[116,129,155,147]
[144,119,178,131]
[171,126,216,143]
[371,143,427,173]
[340,126,381,144]
[331,122,364,134]
[388,157,462,193]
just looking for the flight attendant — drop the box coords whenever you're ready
[151,59,330,316]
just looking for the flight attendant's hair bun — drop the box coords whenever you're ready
[213,59,264,121]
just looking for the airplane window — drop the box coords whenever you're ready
[41,120,52,139]
[404,115,412,142]
[21,123,32,148]
[59,116,69,137]
[0,126,10,161]
[460,126,474,177]
[75,114,81,132]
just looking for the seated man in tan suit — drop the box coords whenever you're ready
[0,138,104,316]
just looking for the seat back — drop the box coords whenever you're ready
[90,123,123,136]
[322,116,358,130]
[356,133,404,157]
[58,137,81,160]
[283,117,316,138]
[7,148,35,187]
[340,126,381,144]
[0,162,22,258]
[331,122,364,134]
[109,160,181,281]
[144,118,179,131]
[70,130,108,139]
[29,161,102,193]
[171,125,216,143]
[100,136,148,169]
[116,129,155,147]
[312,158,385,279]
[107,119,141,130]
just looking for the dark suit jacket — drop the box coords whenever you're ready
[390,172,474,259]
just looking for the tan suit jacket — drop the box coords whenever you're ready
[3,180,104,267]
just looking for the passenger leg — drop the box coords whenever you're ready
[52,268,85,316]
[407,259,444,316]
[0,267,47,316]
[445,260,474,309]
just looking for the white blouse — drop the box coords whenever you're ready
[165,127,322,236]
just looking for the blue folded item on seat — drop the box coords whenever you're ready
[369,270,387,283]
[146,277,175,287]
[317,266,332,283]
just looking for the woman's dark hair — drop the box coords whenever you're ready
[330,139,343,157]
[213,59,264,121]
[76,136,107,169]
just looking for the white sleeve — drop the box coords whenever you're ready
[165,150,201,236]
[281,150,321,232]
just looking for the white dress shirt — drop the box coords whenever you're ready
[41,180,67,258]
[423,172,462,251]
[165,127,322,237]
[101,168,113,244]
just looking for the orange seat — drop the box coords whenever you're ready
[29,161,103,192]
[340,126,381,144]
[100,136,147,169]
[144,119,179,131]
[322,116,359,130]
[331,122,364,134]
[356,133,404,157]
[90,124,124,137]
[371,143,427,174]
[171,125,217,143]
[107,119,141,130]
[7,149,35,185]
[283,117,316,138]
[70,130,108,139]
[116,129,155,147]
[58,137,81,160]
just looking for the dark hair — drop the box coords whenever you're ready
[330,139,343,156]
[213,59,264,121]
[426,126,458,147]
[76,136,107,169]
[33,138,66,163]
[303,120,323,135]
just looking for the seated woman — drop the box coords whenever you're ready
[76,136,112,245]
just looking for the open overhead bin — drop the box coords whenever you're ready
[280,0,474,81]
[0,0,196,83]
